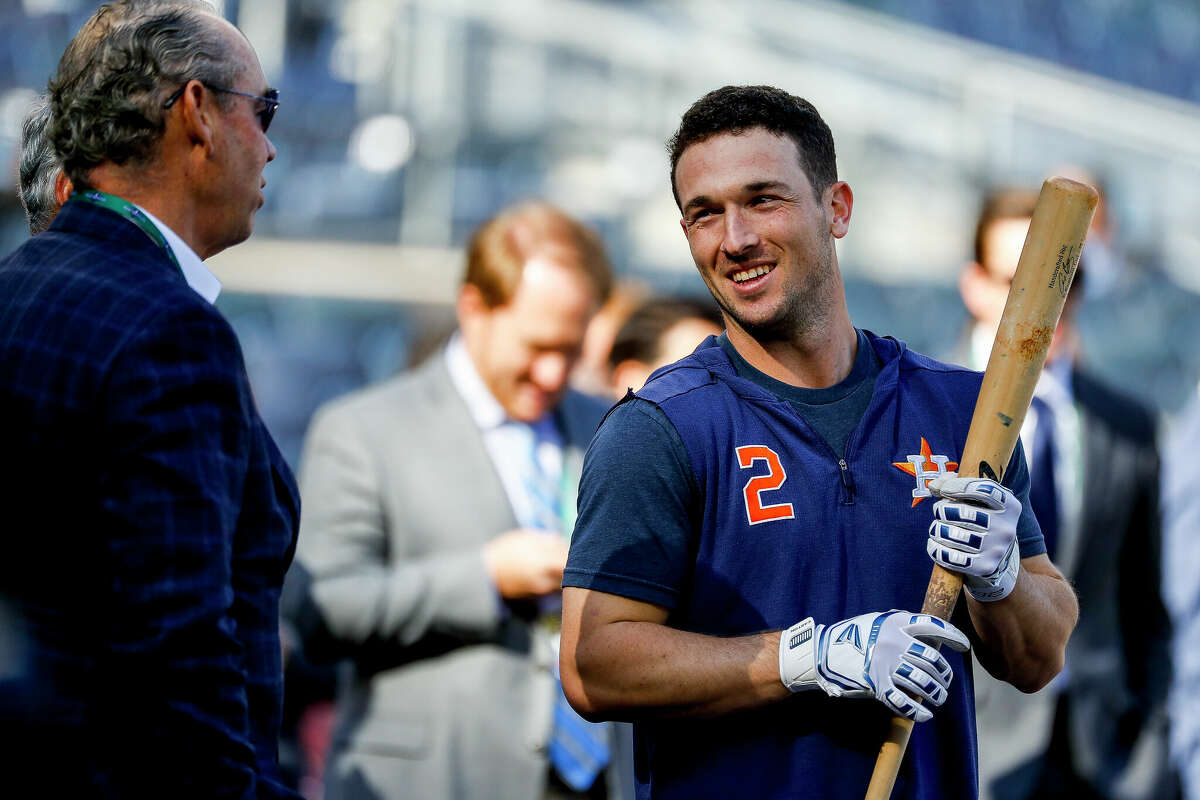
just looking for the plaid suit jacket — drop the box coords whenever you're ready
[0,199,300,798]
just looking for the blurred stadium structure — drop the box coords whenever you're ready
[3,0,1199,466]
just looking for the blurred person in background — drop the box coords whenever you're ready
[573,282,647,397]
[291,201,628,800]
[17,95,71,235]
[606,295,723,399]
[1164,383,1200,800]
[0,1,297,797]
[959,188,1174,800]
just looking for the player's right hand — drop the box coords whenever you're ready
[483,528,569,599]
[778,610,970,723]
[927,474,1021,603]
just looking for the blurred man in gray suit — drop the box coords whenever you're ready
[293,202,624,799]
[960,188,1175,800]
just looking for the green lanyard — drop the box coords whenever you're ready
[71,190,183,276]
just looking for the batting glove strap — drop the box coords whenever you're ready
[964,540,1020,602]
[779,617,820,692]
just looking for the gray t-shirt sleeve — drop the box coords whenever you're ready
[563,398,698,609]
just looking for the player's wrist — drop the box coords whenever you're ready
[778,617,822,693]
[964,541,1020,602]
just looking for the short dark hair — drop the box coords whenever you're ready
[608,296,722,369]
[18,97,61,235]
[973,187,1038,267]
[667,85,838,208]
[48,0,234,188]
[464,202,613,309]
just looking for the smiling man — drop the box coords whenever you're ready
[559,85,1079,799]
[292,202,624,800]
[0,1,296,797]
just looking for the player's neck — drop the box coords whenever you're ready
[726,310,858,389]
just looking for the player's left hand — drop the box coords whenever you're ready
[926,473,1020,603]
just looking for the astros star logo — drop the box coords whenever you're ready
[892,437,958,507]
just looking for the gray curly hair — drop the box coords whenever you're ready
[48,0,238,188]
[18,97,60,235]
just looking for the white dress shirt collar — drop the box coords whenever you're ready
[133,204,222,305]
[444,333,566,534]
[969,322,994,372]
[445,332,508,431]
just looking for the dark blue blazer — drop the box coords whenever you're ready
[0,199,300,798]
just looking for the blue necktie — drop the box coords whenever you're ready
[521,423,610,791]
[1028,396,1060,560]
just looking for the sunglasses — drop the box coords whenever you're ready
[163,82,280,133]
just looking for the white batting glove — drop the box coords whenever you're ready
[927,473,1021,603]
[778,610,970,723]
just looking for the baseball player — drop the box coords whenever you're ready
[559,85,1078,799]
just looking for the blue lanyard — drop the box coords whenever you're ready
[71,190,183,275]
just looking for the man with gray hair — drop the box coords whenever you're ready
[0,2,296,797]
[17,96,71,235]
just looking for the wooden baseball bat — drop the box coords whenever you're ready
[863,176,1098,800]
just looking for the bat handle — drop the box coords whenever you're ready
[921,563,964,620]
[864,716,916,800]
[863,564,964,800]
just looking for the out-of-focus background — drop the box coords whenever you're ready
[3,0,1199,466]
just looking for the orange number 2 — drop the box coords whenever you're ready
[736,445,795,526]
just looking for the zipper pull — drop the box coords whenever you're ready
[838,458,855,504]
[838,458,854,489]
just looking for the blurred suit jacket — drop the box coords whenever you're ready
[0,200,300,798]
[292,353,622,800]
[974,368,1173,800]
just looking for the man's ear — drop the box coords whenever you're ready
[456,283,488,330]
[54,170,73,208]
[456,283,499,361]
[175,80,217,155]
[828,181,853,239]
